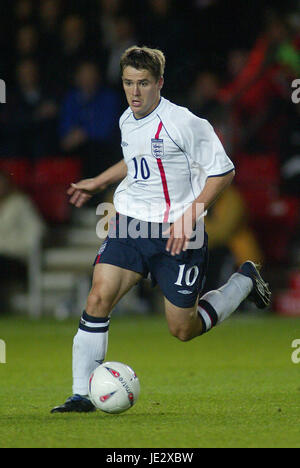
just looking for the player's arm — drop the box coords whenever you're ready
[165,169,235,255]
[165,112,235,255]
[192,169,236,216]
[67,160,127,208]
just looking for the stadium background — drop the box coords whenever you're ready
[1,0,300,450]
[0,0,299,318]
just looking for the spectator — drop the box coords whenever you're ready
[225,49,249,83]
[184,71,230,151]
[217,12,294,153]
[60,14,94,66]
[97,0,125,50]
[61,15,87,56]
[60,61,120,177]
[0,170,46,311]
[14,0,34,26]
[3,59,59,158]
[105,15,137,87]
[43,14,94,92]
[186,71,226,126]
[141,0,192,98]
[15,24,40,62]
[38,0,62,56]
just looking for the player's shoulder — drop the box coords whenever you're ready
[161,98,212,134]
[160,98,189,118]
[119,106,132,129]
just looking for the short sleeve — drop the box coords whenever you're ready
[179,112,235,177]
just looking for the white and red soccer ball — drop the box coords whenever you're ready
[88,361,140,414]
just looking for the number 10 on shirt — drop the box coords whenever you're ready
[132,157,150,180]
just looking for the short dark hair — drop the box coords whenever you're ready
[120,46,165,81]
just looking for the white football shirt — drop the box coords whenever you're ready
[113,97,234,223]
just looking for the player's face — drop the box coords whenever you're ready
[122,66,164,119]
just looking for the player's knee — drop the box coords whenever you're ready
[176,331,194,342]
[169,325,193,342]
[86,284,113,317]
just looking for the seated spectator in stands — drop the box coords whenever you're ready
[218,12,289,107]
[41,13,97,93]
[58,15,94,89]
[14,0,34,26]
[224,49,249,84]
[3,59,59,158]
[61,15,87,57]
[15,24,41,63]
[38,0,62,58]
[105,15,137,87]
[97,0,124,50]
[141,0,192,98]
[0,170,46,311]
[203,185,263,292]
[59,61,120,177]
[144,0,182,47]
[186,71,226,127]
[218,11,293,153]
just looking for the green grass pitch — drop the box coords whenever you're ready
[0,312,299,448]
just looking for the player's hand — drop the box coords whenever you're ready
[163,206,197,256]
[67,178,107,208]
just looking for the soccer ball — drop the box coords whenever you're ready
[88,361,140,414]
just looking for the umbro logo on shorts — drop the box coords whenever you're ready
[177,290,193,295]
[121,141,129,147]
[97,241,108,256]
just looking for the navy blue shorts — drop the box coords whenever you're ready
[94,213,208,308]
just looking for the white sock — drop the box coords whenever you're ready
[72,311,110,396]
[198,272,253,333]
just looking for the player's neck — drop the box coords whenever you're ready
[133,96,162,120]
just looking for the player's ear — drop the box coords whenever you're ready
[158,76,164,90]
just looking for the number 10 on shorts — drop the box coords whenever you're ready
[175,264,199,286]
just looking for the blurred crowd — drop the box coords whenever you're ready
[0,0,300,307]
[0,0,298,173]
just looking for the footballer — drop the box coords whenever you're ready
[51,46,271,413]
